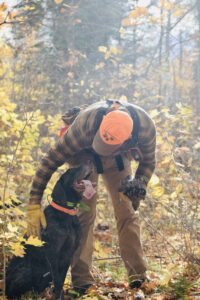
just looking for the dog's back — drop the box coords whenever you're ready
[6,244,51,298]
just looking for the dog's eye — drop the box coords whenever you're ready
[84,172,91,180]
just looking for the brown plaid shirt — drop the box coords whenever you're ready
[30,101,156,204]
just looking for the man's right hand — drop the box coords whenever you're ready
[26,204,47,237]
[119,176,147,210]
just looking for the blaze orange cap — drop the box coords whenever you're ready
[92,110,134,156]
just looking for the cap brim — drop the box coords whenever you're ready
[92,130,121,156]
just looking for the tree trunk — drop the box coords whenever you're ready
[158,5,164,102]
[132,25,137,92]
[165,9,171,106]
[178,30,183,101]
[196,0,200,113]
[165,9,171,66]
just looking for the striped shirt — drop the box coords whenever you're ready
[30,101,156,204]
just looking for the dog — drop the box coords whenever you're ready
[6,164,93,300]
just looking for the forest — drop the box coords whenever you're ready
[0,0,199,299]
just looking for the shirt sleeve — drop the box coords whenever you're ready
[135,115,156,186]
[29,109,95,204]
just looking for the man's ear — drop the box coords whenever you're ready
[51,179,68,202]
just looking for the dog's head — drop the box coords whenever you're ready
[51,164,93,207]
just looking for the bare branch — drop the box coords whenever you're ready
[0,11,10,26]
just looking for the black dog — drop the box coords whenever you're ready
[6,164,92,300]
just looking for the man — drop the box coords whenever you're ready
[27,99,156,295]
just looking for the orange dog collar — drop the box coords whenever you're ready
[50,201,78,216]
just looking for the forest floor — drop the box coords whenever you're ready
[1,210,200,300]
[1,177,200,300]
[7,222,199,300]
[59,224,200,300]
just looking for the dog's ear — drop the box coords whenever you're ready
[60,169,78,187]
[51,169,77,202]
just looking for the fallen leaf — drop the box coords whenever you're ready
[25,236,45,247]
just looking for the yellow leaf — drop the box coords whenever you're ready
[149,16,158,24]
[54,0,63,4]
[80,80,84,86]
[160,272,173,286]
[94,240,101,252]
[133,91,141,98]
[129,7,148,18]
[0,14,4,25]
[95,62,105,70]
[160,264,179,285]
[167,135,175,143]
[119,95,127,102]
[165,2,174,10]
[0,2,7,12]
[160,0,165,7]
[8,11,18,21]
[149,109,160,118]
[122,18,136,27]
[194,142,200,150]
[175,183,183,194]
[110,46,120,55]
[151,186,165,198]
[26,236,45,247]
[94,241,109,258]
[98,46,107,53]
[18,220,27,228]
[122,18,129,27]
[119,26,125,38]
[67,72,74,79]
[160,156,172,166]
[173,7,184,17]
[18,236,26,242]
[10,242,25,257]
[149,174,160,187]
[180,107,192,115]
[13,207,24,216]
[170,191,177,200]
[104,51,110,60]
[7,223,18,233]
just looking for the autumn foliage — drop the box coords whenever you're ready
[0,0,200,299]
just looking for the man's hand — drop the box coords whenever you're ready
[26,204,47,237]
[119,176,146,210]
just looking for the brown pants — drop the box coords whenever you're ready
[69,154,147,287]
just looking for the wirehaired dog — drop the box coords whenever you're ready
[6,164,93,300]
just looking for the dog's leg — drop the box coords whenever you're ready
[53,260,70,300]
[46,255,64,300]
[59,259,71,290]
[58,242,77,298]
